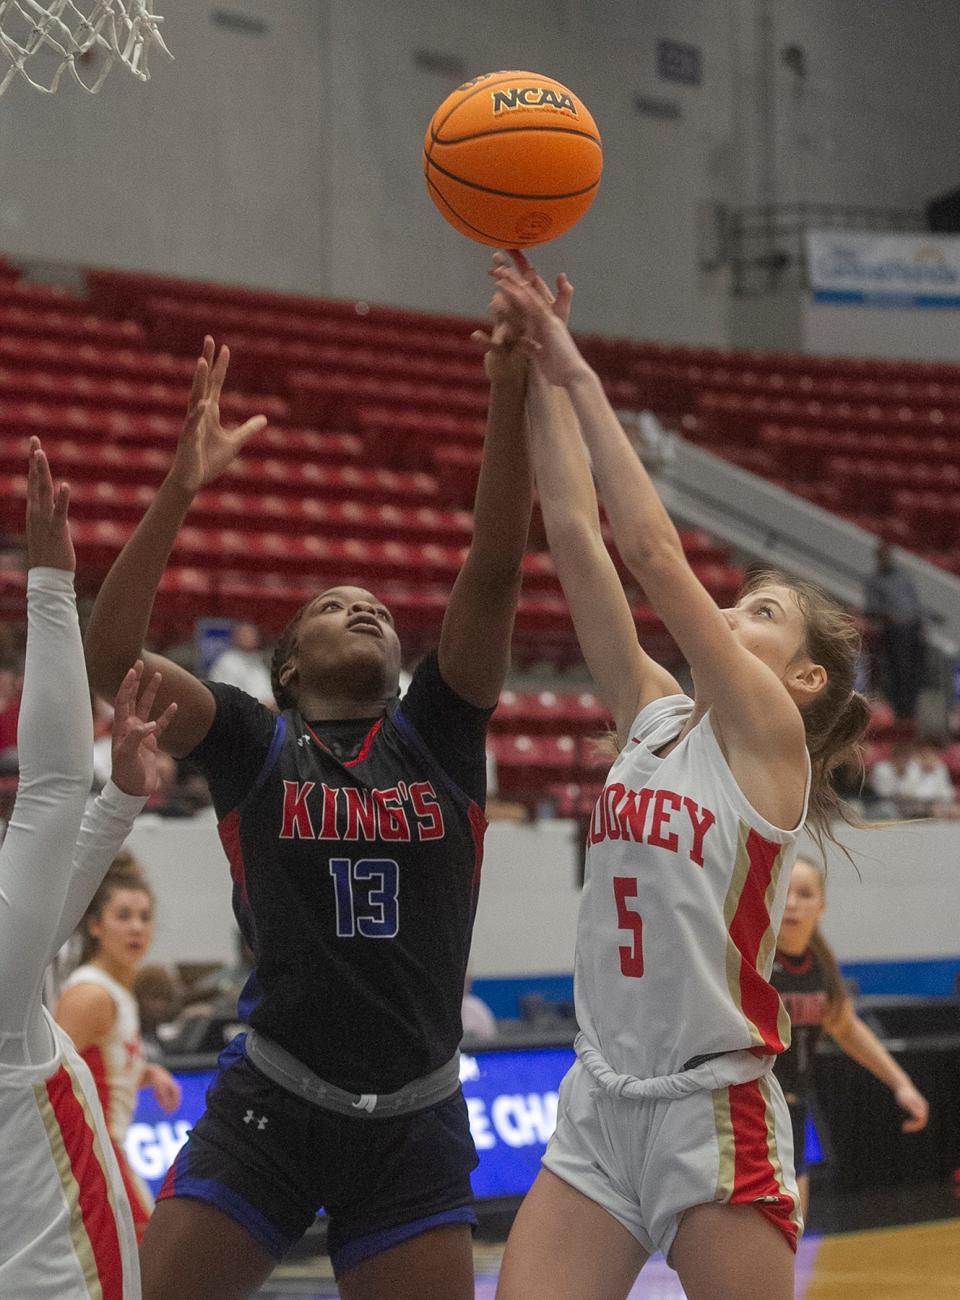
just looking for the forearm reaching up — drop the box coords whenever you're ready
[85,337,266,757]
[47,780,147,962]
[526,367,678,737]
[0,570,93,1057]
[437,265,535,708]
[0,443,92,1057]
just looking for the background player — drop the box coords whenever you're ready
[490,260,871,1300]
[56,854,182,1242]
[773,857,929,1219]
[84,320,532,1299]
[0,437,175,1298]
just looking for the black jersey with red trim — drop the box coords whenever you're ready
[770,946,830,1099]
[187,652,492,1094]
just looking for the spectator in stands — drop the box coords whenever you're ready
[134,963,184,1056]
[461,975,498,1043]
[868,738,958,818]
[864,542,925,720]
[866,739,914,810]
[208,620,273,706]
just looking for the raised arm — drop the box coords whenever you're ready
[0,440,93,1048]
[435,276,534,708]
[494,266,807,763]
[84,337,266,757]
[514,263,679,740]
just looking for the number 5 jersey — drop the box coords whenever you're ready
[576,693,810,1086]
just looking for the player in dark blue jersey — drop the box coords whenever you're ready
[85,299,533,1299]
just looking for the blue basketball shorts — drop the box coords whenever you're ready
[158,1038,479,1277]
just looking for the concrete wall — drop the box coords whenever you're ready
[3,1,959,346]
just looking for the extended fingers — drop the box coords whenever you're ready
[53,481,70,521]
[32,444,55,515]
[136,668,163,722]
[115,718,158,758]
[113,661,143,723]
[234,413,268,445]
[208,343,231,404]
[188,355,209,411]
[152,700,178,739]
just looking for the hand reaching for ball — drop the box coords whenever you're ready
[490,255,588,388]
[473,250,575,384]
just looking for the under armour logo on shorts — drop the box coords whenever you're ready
[243,1109,269,1130]
[351,1094,378,1113]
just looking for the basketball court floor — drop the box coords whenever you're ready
[256,1183,960,1298]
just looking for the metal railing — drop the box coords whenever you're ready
[726,201,925,297]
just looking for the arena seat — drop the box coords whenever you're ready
[0,304,143,346]
[487,734,578,798]
[0,256,775,675]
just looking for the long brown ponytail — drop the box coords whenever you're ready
[740,570,871,862]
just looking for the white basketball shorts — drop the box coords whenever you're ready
[541,1057,802,1262]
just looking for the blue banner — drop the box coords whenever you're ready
[805,229,960,308]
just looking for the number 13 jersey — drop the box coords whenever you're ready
[576,694,810,1084]
[187,652,491,1097]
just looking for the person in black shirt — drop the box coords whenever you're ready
[772,858,929,1219]
[85,296,533,1300]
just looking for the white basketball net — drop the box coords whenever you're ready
[0,0,171,95]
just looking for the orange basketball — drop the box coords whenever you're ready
[423,70,602,248]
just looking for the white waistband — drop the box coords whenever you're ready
[574,1033,774,1100]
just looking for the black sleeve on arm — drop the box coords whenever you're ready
[397,651,495,806]
[185,682,279,818]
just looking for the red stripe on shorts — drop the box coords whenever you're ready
[47,1064,126,1300]
[728,1079,798,1252]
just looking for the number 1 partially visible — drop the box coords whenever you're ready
[613,876,644,977]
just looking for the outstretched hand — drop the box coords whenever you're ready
[110,661,178,798]
[25,436,74,572]
[491,257,588,387]
[472,250,576,384]
[169,337,267,496]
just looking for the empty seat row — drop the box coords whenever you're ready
[0,438,438,503]
[0,366,287,422]
[698,389,960,441]
[0,304,144,346]
[0,475,473,544]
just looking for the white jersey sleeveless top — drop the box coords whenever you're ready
[575,694,810,1086]
[62,965,144,1141]
[0,1008,140,1298]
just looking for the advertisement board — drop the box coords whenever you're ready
[805,229,960,308]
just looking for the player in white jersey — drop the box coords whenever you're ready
[0,437,176,1299]
[57,857,182,1241]
[491,260,871,1300]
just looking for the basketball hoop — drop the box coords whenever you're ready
[0,0,171,96]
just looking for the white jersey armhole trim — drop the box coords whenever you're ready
[701,710,811,843]
[624,693,694,751]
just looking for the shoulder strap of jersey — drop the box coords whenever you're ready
[390,704,475,810]
[237,713,288,811]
